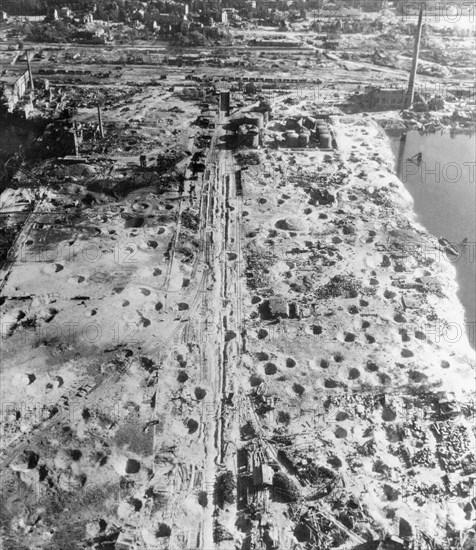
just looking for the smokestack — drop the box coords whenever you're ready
[404,6,424,110]
[73,122,79,157]
[26,50,34,90]
[219,91,230,117]
[97,101,104,138]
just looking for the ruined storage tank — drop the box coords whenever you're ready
[315,121,328,134]
[319,132,331,148]
[285,130,299,148]
[316,122,328,135]
[298,129,310,148]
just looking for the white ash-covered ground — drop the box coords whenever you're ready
[217,113,475,547]
[0,85,474,550]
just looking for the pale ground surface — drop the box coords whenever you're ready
[0,20,475,550]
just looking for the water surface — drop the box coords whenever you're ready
[389,129,475,344]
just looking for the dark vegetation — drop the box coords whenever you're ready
[216,469,236,506]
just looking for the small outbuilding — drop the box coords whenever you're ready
[253,464,274,486]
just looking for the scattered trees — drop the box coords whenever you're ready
[214,521,233,542]
[216,470,236,506]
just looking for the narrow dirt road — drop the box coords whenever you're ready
[201,113,244,549]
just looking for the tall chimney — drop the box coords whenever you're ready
[73,122,79,157]
[404,6,424,110]
[97,101,104,138]
[219,91,230,117]
[26,50,34,90]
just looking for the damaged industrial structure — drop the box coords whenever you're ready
[0,2,475,550]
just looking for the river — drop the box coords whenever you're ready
[389,129,475,346]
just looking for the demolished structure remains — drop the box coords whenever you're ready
[0,1,475,550]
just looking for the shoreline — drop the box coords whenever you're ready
[368,117,474,363]
[228,110,476,542]
[384,125,476,350]
[0,101,474,548]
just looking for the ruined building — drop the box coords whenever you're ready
[0,69,30,114]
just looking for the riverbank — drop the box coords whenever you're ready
[388,129,476,335]
[218,111,475,545]
[0,101,474,548]
[375,109,476,133]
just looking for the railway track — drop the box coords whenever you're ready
[123,116,221,549]
[234,181,244,358]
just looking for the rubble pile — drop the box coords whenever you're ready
[0,6,474,549]
[433,423,471,473]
